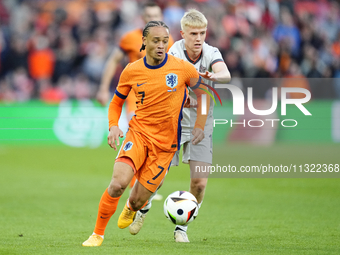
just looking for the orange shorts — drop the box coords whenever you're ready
[116,129,174,192]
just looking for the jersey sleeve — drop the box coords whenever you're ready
[115,64,132,96]
[210,47,224,69]
[183,61,210,130]
[108,65,132,129]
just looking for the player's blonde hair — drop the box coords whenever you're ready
[180,9,208,31]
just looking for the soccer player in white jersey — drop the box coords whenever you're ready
[129,9,231,242]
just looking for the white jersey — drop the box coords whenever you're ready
[168,39,225,131]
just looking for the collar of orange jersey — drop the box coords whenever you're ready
[144,53,168,69]
[184,50,202,65]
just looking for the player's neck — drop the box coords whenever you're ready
[145,55,165,66]
[185,47,202,62]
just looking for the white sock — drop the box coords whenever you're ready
[175,225,188,232]
[92,232,104,239]
[142,190,158,211]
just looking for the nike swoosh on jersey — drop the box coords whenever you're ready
[137,82,147,87]
[147,180,156,185]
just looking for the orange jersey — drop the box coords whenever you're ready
[119,28,174,63]
[108,54,209,152]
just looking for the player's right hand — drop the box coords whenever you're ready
[107,126,124,150]
[191,128,205,145]
[198,71,217,82]
[96,89,110,106]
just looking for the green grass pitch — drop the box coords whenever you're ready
[0,144,339,254]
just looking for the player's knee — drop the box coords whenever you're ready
[108,181,127,197]
[128,198,144,211]
[191,179,207,194]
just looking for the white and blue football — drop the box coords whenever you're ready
[163,191,199,225]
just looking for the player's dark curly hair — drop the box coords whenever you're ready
[140,21,169,52]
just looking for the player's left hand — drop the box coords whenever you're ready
[191,128,204,145]
[198,71,217,81]
[107,126,124,150]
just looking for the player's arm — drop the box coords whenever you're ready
[96,48,125,106]
[107,67,131,150]
[199,48,231,83]
[188,72,210,145]
[198,62,231,83]
[107,94,125,150]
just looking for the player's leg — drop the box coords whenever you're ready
[174,131,212,243]
[129,149,181,235]
[82,161,135,246]
[83,129,146,246]
[117,178,153,229]
[118,157,170,229]
[127,147,173,233]
[129,175,163,201]
[189,160,210,204]
[173,161,209,243]
[129,179,165,234]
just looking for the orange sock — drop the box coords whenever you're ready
[94,188,121,235]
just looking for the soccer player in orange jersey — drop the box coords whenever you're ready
[82,21,210,247]
[96,2,174,195]
[129,9,231,243]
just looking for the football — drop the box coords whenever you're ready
[163,191,199,225]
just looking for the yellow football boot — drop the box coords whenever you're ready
[82,235,104,247]
[118,204,136,229]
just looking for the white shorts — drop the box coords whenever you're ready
[171,127,213,166]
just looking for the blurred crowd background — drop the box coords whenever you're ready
[0,0,340,103]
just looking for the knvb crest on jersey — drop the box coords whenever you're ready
[166,73,178,88]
